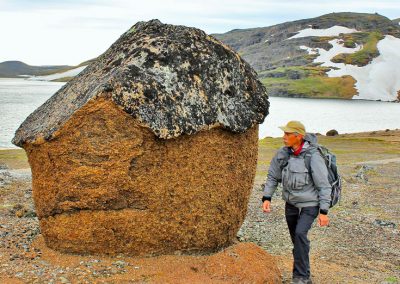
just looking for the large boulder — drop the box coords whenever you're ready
[12,20,269,256]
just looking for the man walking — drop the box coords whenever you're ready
[262,121,330,284]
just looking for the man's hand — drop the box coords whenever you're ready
[318,214,329,227]
[262,200,271,213]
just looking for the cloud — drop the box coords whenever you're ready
[0,0,399,65]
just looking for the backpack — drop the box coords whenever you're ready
[280,143,342,208]
[312,145,342,208]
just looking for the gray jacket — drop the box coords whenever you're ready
[263,133,331,212]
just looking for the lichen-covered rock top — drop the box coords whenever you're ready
[12,19,269,147]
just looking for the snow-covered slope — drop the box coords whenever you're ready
[28,65,87,81]
[297,26,400,101]
[289,25,358,39]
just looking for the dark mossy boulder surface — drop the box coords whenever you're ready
[12,19,269,147]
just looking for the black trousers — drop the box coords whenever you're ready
[285,202,319,279]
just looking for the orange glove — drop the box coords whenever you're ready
[262,200,271,213]
[318,214,330,227]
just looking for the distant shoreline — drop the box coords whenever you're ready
[1,128,399,151]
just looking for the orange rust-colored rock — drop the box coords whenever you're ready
[24,97,259,255]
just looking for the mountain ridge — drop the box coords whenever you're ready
[0,61,71,78]
[0,59,95,79]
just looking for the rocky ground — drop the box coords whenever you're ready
[1,129,399,283]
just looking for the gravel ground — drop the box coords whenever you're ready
[240,161,400,284]
[0,147,399,283]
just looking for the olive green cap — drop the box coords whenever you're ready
[279,120,306,135]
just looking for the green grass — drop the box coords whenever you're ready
[259,65,357,99]
[384,276,398,283]
[261,75,357,99]
[51,76,74,82]
[311,36,336,43]
[0,149,29,169]
[331,32,384,66]
[259,66,331,78]
[343,38,356,48]
[0,204,14,209]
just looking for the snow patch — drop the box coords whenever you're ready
[300,35,400,101]
[289,25,358,39]
[311,39,362,66]
[28,65,87,81]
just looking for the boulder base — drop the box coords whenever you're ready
[32,237,282,283]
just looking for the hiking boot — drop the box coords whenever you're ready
[291,277,313,284]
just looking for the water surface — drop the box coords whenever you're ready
[1,78,399,148]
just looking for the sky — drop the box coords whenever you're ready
[1,0,399,66]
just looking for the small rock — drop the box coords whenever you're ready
[24,210,37,218]
[373,219,396,228]
[0,163,8,170]
[16,208,28,218]
[59,276,70,284]
[10,254,20,261]
[113,260,127,268]
[326,129,339,136]
[228,251,239,258]
[355,165,374,182]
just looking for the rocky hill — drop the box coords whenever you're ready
[0,61,71,78]
[0,60,95,81]
[213,12,400,101]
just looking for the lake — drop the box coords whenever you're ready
[1,78,399,149]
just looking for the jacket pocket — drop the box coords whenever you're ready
[287,158,309,190]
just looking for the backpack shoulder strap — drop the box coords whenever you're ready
[277,146,291,170]
[302,145,320,173]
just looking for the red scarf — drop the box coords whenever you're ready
[292,141,305,156]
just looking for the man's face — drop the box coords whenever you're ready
[283,132,303,147]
